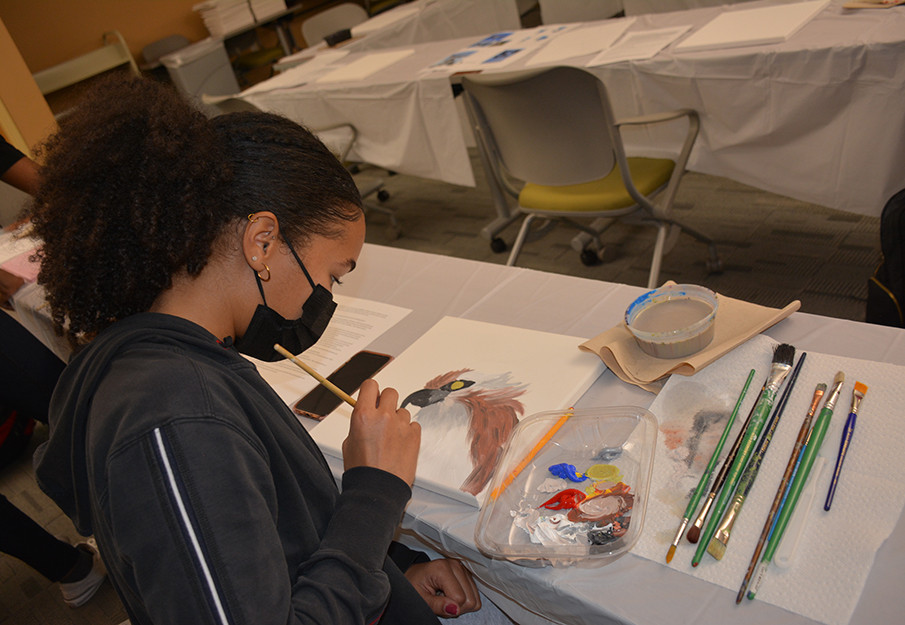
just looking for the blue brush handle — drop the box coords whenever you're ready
[824,411,857,511]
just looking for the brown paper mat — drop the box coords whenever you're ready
[580,286,799,393]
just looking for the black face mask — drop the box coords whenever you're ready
[233,241,337,362]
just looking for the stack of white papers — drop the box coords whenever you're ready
[317,49,415,84]
[674,0,830,53]
[249,0,286,21]
[193,0,256,37]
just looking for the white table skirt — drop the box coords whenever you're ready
[242,0,905,216]
[310,243,905,625]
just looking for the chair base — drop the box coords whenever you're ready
[507,210,722,289]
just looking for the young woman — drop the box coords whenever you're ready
[30,76,480,624]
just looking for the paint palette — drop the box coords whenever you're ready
[475,407,658,567]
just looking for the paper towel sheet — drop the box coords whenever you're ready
[631,335,905,625]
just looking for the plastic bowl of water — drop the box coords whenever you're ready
[624,284,718,359]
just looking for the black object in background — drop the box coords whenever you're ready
[293,350,392,420]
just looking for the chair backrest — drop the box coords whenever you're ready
[302,3,370,46]
[462,66,619,187]
[142,34,191,66]
[32,31,139,95]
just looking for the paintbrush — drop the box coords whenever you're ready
[692,343,795,567]
[274,343,357,407]
[748,371,845,600]
[665,369,756,563]
[824,381,867,511]
[735,381,824,603]
[708,353,806,561]
[490,409,573,501]
[686,380,765,545]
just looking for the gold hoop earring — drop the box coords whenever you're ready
[248,213,258,222]
[257,264,271,282]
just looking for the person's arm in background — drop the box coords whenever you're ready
[0,136,39,303]
[1,155,40,197]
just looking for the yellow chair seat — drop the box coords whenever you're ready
[519,157,674,213]
[234,47,284,71]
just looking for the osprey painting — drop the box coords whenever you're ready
[402,368,526,496]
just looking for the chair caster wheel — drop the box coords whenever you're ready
[348,164,361,174]
[580,249,601,266]
[377,189,390,202]
[490,238,507,253]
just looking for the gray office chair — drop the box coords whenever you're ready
[301,3,369,47]
[462,66,721,289]
[202,96,398,238]
[140,34,191,71]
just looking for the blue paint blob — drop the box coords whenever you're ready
[548,463,587,482]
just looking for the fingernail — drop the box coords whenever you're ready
[445,604,459,616]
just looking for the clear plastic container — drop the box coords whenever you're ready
[624,284,718,359]
[475,407,657,568]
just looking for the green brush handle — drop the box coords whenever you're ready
[683,369,756,519]
[762,405,834,563]
[692,386,777,565]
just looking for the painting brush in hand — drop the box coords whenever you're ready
[735,380,824,603]
[666,369,755,563]
[274,343,357,407]
[708,353,807,561]
[692,343,795,567]
[748,371,845,600]
[824,381,867,511]
[687,379,765,545]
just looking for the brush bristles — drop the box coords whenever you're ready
[834,371,845,386]
[707,536,727,560]
[854,381,868,396]
[686,525,701,544]
[666,545,676,564]
[773,343,795,366]
[817,383,827,392]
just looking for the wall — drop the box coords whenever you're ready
[0,0,209,73]
[0,17,55,155]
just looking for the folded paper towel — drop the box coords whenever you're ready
[580,285,800,392]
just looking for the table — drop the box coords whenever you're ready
[239,0,905,217]
[315,243,905,625]
[10,242,905,624]
[622,0,758,15]
[274,0,521,71]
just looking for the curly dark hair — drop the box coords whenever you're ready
[29,75,362,347]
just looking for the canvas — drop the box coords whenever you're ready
[310,316,607,507]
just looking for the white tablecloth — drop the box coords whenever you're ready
[346,0,521,54]
[311,243,905,625]
[623,0,759,15]
[11,243,905,624]
[241,0,905,216]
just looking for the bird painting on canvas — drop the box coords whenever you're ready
[402,368,527,496]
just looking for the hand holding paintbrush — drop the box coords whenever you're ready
[665,369,755,563]
[692,343,796,567]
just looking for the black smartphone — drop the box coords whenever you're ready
[292,350,392,421]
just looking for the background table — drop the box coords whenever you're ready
[240,0,905,216]
[302,243,904,625]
